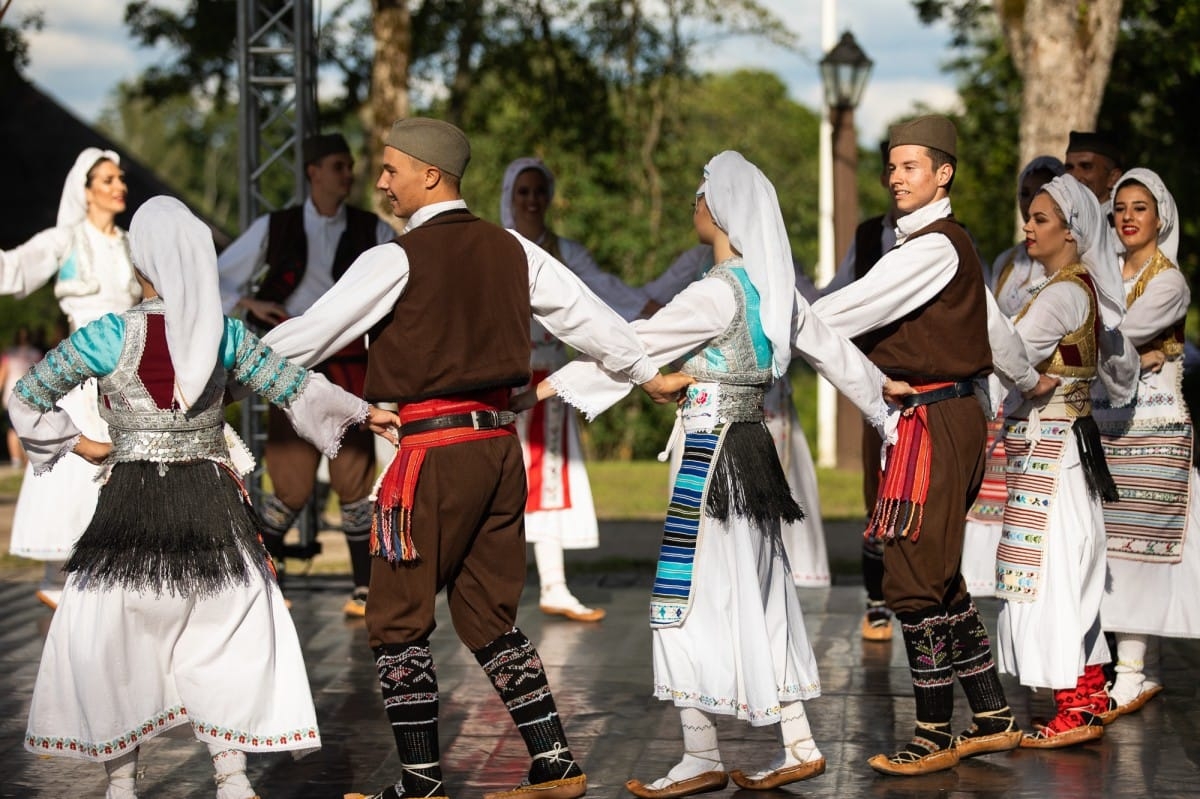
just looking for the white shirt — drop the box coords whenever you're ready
[811,198,1039,393]
[820,212,898,296]
[217,197,396,317]
[1120,261,1190,347]
[261,199,656,386]
[549,273,887,431]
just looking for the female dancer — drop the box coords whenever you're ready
[0,148,141,608]
[12,196,397,799]
[530,151,894,795]
[501,156,653,622]
[962,155,1065,597]
[1096,168,1196,717]
[993,175,1133,747]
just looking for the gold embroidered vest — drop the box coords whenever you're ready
[1127,249,1186,358]
[1016,263,1098,417]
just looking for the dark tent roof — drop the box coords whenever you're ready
[0,74,232,250]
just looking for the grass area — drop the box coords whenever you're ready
[585,459,864,521]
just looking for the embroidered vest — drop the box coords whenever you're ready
[1127,249,1186,358]
[1016,263,1099,417]
[680,260,773,422]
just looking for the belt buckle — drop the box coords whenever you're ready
[471,409,499,430]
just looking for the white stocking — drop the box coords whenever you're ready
[1111,633,1149,706]
[208,744,256,799]
[104,749,139,799]
[743,701,822,779]
[646,707,723,789]
[534,539,567,594]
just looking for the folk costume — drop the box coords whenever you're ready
[963,156,1066,598]
[1096,169,1198,714]
[500,157,646,622]
[812,116,1040,775]
[0,149,140,596]
[550,151,890,796]
[261,118,657,799]
[218,133,396,615]
[12,197,366,799]
[647,244,833,587]
[992,175,1135,748]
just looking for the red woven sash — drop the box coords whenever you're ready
[372,390,514,563]
[865,381,953,542]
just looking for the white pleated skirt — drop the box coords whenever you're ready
[520,402,599,550]
[995,434,1110,689]
[651,513,820,726]
[25,560,320,762]
[1102,469,1200,638]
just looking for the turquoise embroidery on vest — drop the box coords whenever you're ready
[728,267,771,369]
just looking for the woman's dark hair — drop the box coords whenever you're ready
[84,156,116,188]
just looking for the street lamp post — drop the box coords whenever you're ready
[819,31,873,470]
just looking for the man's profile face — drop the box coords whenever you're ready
[376,147,427,218]
[308,152,355,203]
[1064,150,1120,203]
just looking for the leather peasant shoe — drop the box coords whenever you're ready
[867,747,959,776]
[625,771,727,798]
[345,792,449,799]
[1019,718,1104,749]
[729,757,826,789]
[1117,684,1163,717]
[483,773,587,799]
[539,586,606,622]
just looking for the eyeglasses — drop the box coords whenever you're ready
[692,193,705,212]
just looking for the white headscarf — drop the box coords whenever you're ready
[1113,167,1179,264]
[1041,174,1125,330]
[697,151,793,378]
[499,157,555,229]
[58,147,121,228]
[128,196,224,409]
[1018,155,1065,194]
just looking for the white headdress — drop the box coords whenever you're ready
[1113,167,1179,264]
[128,196,224,409]
[499,157,555,229]
[1041,174,1125,330]
[696,151,793,378]
[58,148,121,228]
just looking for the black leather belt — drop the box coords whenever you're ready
[899,380,976,409]
[399,409,518,439]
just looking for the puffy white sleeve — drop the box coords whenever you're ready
[216,215,270,314]
[520,233,656,391]
[548,276,736,420]
[0,227,73,299]
[557,237,649,321]
[262,242,410,367]
[1122,268,1190,347]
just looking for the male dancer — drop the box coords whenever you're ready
[262,117,681,799]
[219,133,395,616]
[812,115,1054,775]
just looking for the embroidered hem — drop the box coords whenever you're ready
[653,681,820,726]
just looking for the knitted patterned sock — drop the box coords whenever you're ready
[257,493,298,560]
[947,596,1015,734]
[207,746,255,799]
[342,497,374,591]
[646,707,722,789]
[475,629,582,785]
[104,748,139,799]
[375,641,444,797]
[895,607,955,759]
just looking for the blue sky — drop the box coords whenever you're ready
[18,0,961,144]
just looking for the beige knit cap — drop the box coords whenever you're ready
[889,114,957,160]
[385,117,471,178]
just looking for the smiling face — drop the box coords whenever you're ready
[510,169,550,233]
[887,145,951,216]
[1113,182,1159,254]
[1022,191,1074,269]
[84,158,127,216]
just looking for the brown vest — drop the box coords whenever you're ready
[254,204,380,324]
[854,216,992,381]
[364,210,532,403]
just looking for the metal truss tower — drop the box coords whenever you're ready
[235,0,321,556]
